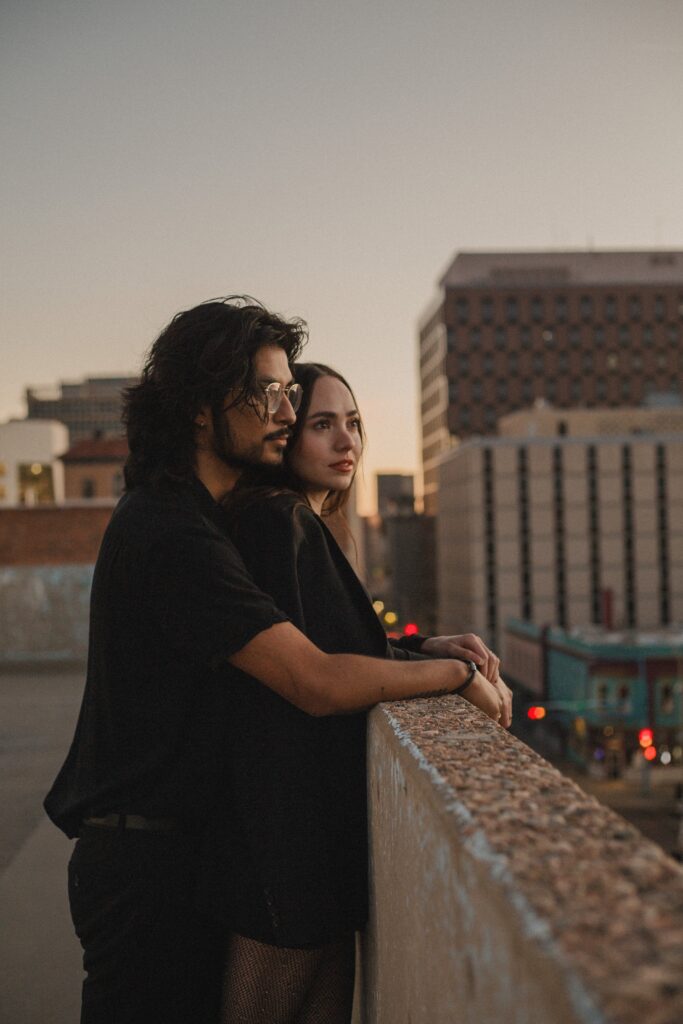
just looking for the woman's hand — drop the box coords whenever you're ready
[420,633,501,683]
[460,671,513,728]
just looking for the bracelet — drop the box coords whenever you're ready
[452,659,478,695]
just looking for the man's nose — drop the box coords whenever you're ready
[274,393,297,425]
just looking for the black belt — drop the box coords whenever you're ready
[82,813,180,832]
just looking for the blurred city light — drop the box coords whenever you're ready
[403,622,419,636]
[639,728,654,748]
[527,705,547,720]
[384,611,398,625]
[372,600,384,614]
[643,746,657,762]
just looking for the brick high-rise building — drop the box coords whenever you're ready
[419,250,683,513]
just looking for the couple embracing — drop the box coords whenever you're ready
[45,296,512,1024]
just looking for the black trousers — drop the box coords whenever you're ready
[68,827,223,1024]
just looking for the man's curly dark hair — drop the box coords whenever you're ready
[123,296,307,489]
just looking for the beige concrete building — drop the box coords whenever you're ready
[437,407,683,651]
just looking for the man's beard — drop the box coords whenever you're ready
[214,430,290,475]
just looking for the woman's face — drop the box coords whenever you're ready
[288,375,363,505]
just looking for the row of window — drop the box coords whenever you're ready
[454,293,682,325]
[449,375,664,409]
[447,322,680,351]
[451,350,675,376]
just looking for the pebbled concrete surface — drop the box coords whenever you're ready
[367,697,683,1024]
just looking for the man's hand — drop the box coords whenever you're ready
[420,633,501,683]
[460,671,513,727]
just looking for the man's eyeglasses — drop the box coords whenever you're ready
[261,382,303,414]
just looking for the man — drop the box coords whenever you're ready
[46,296,509,1024]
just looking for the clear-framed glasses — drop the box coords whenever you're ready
[261,381,303,414]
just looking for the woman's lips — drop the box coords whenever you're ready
[329,460,354,471]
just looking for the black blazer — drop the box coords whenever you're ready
[198,493,398,947]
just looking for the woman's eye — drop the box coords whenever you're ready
[313,420,330,430]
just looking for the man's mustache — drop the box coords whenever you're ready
[264,429,292,441]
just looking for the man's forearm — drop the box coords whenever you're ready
[229,621,473,716]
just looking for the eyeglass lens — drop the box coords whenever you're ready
[265,382,302,413]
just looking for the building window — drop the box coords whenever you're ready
[470,326,481,347]
[617,684,632,714]
[508,351,518,374]
[456,297,469,324]
[82,478,96,499]
[522,379,533,402]
[656,445,670,625]
[605,295,617,322]
[532,352,544,374]
[473,379,483,400]
[546,379,557,401]
[632,353,643,371]
[587,445,601,624]
[607,353,618,370]
[570,379,582,401]
[622,446,636,628]
[596,682,609,710]
[483,352,494,374]
[481,296,493,324]
[642,324,654,346]
[553,446,566,628]
[668,324,679,344]
[654,294,666,321]
[621,378,631,400]
[505,296,518,323]
[459,408,471,429]
[449,380,458,402]
[520,326,532,349]
[496,379,508,401]
[580,295,593,320]
[558,351,569,372]
[619,324,631,346]
[542,329,554,346]
[446,329,457,353]
[517,447,532,620]
[484,407,497,430]
[555,295,568,322]
[594,325,605,346]
[569,326,581,348]
[660,682,675,716]
[458,353,470,376]
[531,296,543,323]
[629,295,642,319]
[582,351,594,372]
[113,471,124,497]
[494,326,506,349]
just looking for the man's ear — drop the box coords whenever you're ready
[194,405,211,430]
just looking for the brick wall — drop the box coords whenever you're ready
[0,504,114,566]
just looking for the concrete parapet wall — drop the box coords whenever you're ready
[361,700,683,1024]
[0,565,93,665]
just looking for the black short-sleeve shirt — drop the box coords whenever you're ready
[44,478,288,838]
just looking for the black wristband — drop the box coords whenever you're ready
[452,659,478,695]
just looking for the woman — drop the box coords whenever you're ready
[201,363,509,1024]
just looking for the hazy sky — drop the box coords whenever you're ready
[2,0,682,511]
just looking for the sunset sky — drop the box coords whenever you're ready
[2,0,682,511]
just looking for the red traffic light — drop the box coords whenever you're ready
[527,705,547,721]
[643,746,657,762]
[639,728,654,748]
[403,622,419,636]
